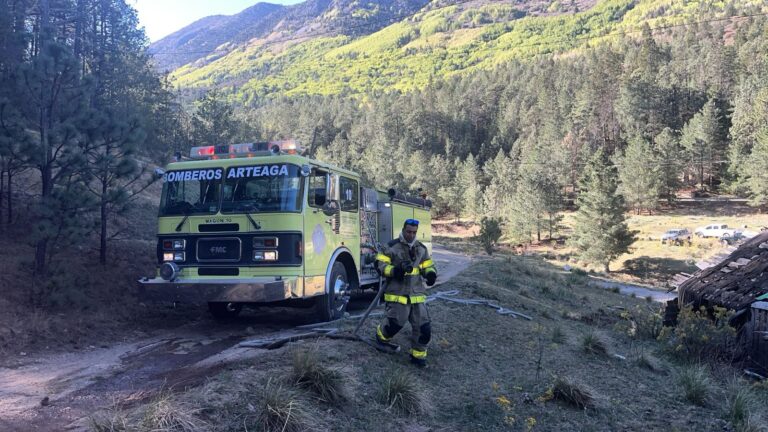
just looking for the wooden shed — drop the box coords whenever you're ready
[674,231,768,372]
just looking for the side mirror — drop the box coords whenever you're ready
[323,173,340,216]
[322,200,339,216]
[325,173,340,201]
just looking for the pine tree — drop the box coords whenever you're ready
[653,128,683,204]
[482,150,515,218]
[457,154,482,222]
[617,136,660,214]
[680,99,726,189]
[191,90,242,146]
[744,128,768,208]
[14,16,97,274]
[570,150,636,272]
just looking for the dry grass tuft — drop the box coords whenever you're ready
[291,349,349,404]
[726,382,765,431]
[551,376,595,409]
[252,378,319,432]
[379,368,432,416]
[678,364,710,406]
[551,326,566,344]
[140,391,209,432]
[581,332,608,356]
[635,353,657,371]
[89,409,129,432]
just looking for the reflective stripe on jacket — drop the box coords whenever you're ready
[375,237,436,296]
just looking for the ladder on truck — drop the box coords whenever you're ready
[359,189,380,286]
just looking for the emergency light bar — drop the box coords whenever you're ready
[189,140,304,160]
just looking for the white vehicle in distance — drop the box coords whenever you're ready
[661,228,691,245]
[694,223,738,238]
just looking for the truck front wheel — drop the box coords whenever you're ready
[314,262,349,322]
[208,302,243,320]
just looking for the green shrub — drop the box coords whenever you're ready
[618,304,664,340]
[659,306,736,362]
[478,217,502,255]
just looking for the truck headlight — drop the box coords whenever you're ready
[164,252,185,262]
[254,251,278,261]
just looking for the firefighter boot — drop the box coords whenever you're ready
[409,348,427,368]
[375,324,401,352]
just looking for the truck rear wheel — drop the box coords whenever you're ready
[314,262,349,322]
[208,302,243,320]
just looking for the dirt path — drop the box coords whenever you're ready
[0,245,471,431]
[589,276,677,302]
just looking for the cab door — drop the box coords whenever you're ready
[303,169,339,295]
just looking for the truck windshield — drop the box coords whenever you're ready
[221,164,303,213]
[158,168,223,216]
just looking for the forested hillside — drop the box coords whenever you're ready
[167,1,768,245]
[0,0,182,279]
[1,0,768,286]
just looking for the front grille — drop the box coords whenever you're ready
[199,223,240,232]
[196,237,241,262]
[198,267,239,276]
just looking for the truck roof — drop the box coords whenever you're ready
[165,154,360,179]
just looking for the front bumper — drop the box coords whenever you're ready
[137,276,301,305]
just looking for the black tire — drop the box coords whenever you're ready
[208,302,243,320]
[314,262,349,322]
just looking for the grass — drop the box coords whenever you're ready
[678,365,710,406]
[89,409,129,432]
[550,376,595,409]
[291,349,349,404]
[140,391,209,432]
[378,368,431,416]
[83,256,763,431]
[551,326,566,344]
[252,379,320,432]
[581,332,609,356]
[635,353,657,371]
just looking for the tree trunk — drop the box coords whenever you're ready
[604,262,610,273]
[0,168,4,226]
[548,213,553,239]
[99,179,107,264]
[6,170,11,224]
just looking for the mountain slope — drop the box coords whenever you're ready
[149,0,434,72]
[153,0,761,100]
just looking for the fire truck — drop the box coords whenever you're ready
[138,140,432,321]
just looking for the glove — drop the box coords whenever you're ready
[392,265,405,280]
[425,272,437,286]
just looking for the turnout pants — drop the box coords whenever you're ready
[377,300,432,359]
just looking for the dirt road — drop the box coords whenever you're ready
[0,245,471,431]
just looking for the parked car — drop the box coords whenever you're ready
[720,230,757,246]
[695,223,738,238]
[720,231,747,246]
[661,228,691,245]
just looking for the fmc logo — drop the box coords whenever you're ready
[210,246,227,254]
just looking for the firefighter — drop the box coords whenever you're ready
[374,218,438,367]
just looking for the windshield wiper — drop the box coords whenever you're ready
[175,208,191,232]
[245,212,261,230]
